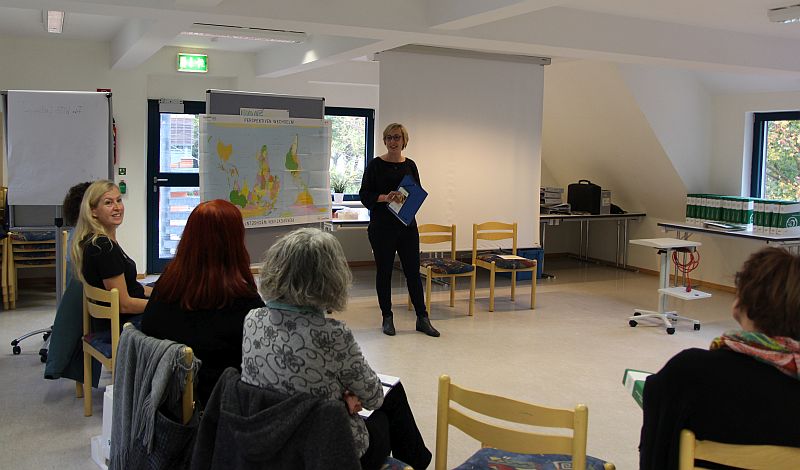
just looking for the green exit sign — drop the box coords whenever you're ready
[177,53,208,73]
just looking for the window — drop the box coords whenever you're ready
[325,107,375,200]
[751,111,800,200]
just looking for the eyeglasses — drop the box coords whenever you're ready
[385,134,403,141]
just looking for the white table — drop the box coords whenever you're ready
[628,238,711,334]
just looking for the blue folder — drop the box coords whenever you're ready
[388,174,428,226]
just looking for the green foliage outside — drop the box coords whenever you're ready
[765,120,800,201]
[328,115,366,193]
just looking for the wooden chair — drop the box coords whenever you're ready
[435,375,613,470]
[472,222,537,312]
[409,224,476,316]
[7,232,57,309]
[679,429,800,470]
[82,284,121,417]
[1,236,8,310]
[119,323,196,424]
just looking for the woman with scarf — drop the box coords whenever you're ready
[639,246,800,469]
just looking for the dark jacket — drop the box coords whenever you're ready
[640,347,800,469]
[191,368,361,470]
[43,277,101,386]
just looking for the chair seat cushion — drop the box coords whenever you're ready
[420,257,474,275]
[454,447,610,470]
[381,456,412,470]
[476,252,537,270]
[84,331,113,358]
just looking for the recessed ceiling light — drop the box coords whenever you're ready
[44,10,65,34]
[768,4,800,23]
[180,24,307,44]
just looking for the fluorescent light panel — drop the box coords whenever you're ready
[45,10,64,34]
[181,23,307,43]
[768,4,800,23]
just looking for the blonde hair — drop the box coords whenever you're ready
[70,180,119,283]
[383,123,409,149]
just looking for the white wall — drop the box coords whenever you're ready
[542,60,800,287]
[377,48,544,252]
[619,64,712,194]
[0,34,379,271]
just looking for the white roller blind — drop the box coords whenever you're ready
[6,90,110,205]
[376,48,544,251]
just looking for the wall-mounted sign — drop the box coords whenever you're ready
[177,53,208,73]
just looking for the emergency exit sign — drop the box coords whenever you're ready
[177,53,208,73]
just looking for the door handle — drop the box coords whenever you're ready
[153,177,169,192]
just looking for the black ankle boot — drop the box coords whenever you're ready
[382,316,396,336]
[416,317,440,337]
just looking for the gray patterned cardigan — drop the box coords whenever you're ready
[241,302,384,456]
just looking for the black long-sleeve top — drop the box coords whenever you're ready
[639,347,800,469]
[358,157,421,229]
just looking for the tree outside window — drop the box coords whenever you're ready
[752,112,800,201]
[325,107,375,199]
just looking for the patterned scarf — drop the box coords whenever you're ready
[710,330,800,380]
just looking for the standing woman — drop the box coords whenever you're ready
[71,180,150,317]
[359,123,439,337]
[141,199,264,404]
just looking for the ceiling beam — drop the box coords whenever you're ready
[427,0,565,30]
[255,36,403,78]
[111,18,188,69]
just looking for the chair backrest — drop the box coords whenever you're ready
[435,374,588,470]
[472,221,518,262]
[418,224,457,259]
[61,230,68,294]
[83,283,121,368]
[678,429,800,470]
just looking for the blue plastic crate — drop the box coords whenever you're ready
[497,248,543,280]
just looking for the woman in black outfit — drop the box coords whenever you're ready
[359,123,439,337]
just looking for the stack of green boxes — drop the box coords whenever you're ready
[686,194,800,234]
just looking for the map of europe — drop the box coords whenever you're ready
[199,115,331,228]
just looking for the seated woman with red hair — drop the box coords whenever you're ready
[141,199,264,404]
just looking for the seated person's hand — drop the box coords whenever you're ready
[343,390,363,415]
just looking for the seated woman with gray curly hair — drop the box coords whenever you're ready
[241,228,432,469]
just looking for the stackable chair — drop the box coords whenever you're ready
[409,224,476,316]
[82,284,121,417]
[678,429,800,470]
[435,375,614,470]
[472,221,537,311]
[1,235,7,310]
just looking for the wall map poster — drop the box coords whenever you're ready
[200,114,331,228]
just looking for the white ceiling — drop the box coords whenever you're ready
[1,0,800,92]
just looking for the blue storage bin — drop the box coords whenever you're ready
[497,248,543,280]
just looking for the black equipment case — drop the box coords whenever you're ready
[567,180,602,214]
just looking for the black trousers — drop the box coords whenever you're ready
[361,382,432,470]
[368,224,428,318]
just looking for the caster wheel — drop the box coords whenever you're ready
[43,332,51,341]
[39,348,48,363]
[629,320,638,327]
[666,327,676,335]
[694,324,701,331]
[12,345,21,355]
[633,312,641,316]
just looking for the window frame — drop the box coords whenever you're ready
[750,110,800,199]
[324,106,375,201]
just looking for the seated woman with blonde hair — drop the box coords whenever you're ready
[241,228,432,469]
[639,246,800,469]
